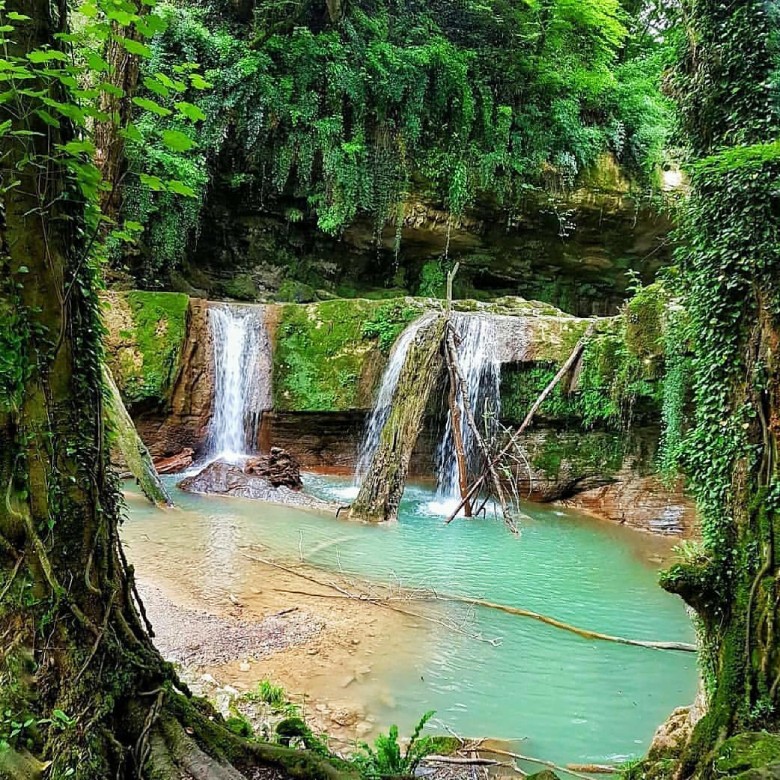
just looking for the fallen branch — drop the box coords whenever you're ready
[261,564,696,653]
[566,764,620,775]
[445,322,596,525]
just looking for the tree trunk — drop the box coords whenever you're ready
[105,367,172,506]
[350,316,445,522]
[0,5,352,779]
[94,5,146,227]
[656,1,780,776]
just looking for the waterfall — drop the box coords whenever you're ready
[207,304,272,461]
[354,313,437,483]
[436,314,502,498]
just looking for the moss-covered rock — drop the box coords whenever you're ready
[715,733,780,776]
[103,291,189,409]
[272,298,423,412]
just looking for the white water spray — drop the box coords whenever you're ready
[354,313,437,483]
[436,314,502,498]
[207,305,271,462]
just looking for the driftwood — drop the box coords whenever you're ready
[350,315,445,522]
[245,554,696,653]
[446,322,597,525]
[105,366,171,506]
[443,320,517,533]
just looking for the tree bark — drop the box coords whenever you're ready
[0,5,353,779]
[350,316,445,522]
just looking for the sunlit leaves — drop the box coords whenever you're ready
[161,129,195,152]
[132,96,172,116]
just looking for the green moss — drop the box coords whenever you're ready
[274,279,318,303]
[530,431,626,480]
[274,299,422,412]
[219,272,259,301]
[624,282,667,360]
[111,292,189,408]
[715,733,780,776]
[361,300,420,353]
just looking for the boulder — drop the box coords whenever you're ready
[178,459,339,513]
[244,447,302,489]
[154,448,195,474]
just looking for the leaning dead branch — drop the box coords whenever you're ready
[445,322,597,526]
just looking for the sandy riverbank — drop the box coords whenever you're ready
[123,506,436,745]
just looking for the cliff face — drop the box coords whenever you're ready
[183,156,672,317]
[105,295,214,458]
[102,291,695,536]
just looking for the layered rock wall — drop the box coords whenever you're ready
[103,291,696,536]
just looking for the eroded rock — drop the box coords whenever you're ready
[178,459,338,513]
[244,447,303,489]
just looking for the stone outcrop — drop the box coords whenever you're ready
[244,447,303,489]
[153,448,195,474]
[134,299,215,458]
[189,154,674,316]
[178,460,338,513]
[102,291,697,536]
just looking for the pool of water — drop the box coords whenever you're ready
[123,474,698,767]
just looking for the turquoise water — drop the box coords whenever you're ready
[124,474,698,767]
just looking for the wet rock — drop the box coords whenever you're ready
[154,448,195,474]
[178,460,339,513]
[244,447,303,489]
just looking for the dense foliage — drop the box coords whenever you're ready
[645,0,780,775]
[121,0,674,284]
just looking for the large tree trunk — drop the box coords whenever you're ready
[350,316,445,522]
[0,5,350,779]
[657,1,780,776]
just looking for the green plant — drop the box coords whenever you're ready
[354,711,436,779]
[361,302,419,353]
[252,680,286,709]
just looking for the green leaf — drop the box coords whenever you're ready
[161,129,195,152]
[59,139,96,157]
[143,76,169,98]
[139,173,166,191]
[135,14,168,38]
[132,96,172,117]
[87,53,109,73]
[118,38,152,58]
[175,101,206,122]
[27,50,69,64]
[166,179,197,197]
[120,123,144,143]
[98,82,124,98]
[0,119,11,136]
[7,12,31,20]
[35,109,60,128]
[189,73,212,90]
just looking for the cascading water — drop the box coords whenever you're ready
[436,314,502,498]
[207,304,272,462]
[354,313,437,483]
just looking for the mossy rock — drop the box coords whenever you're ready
[218,272,259,301]
[624,282,667,359]
[272,298,422,412]
[733,765,780,779]
[715,732,780,776]
[525,771,560,780]
[103,291,189,409]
